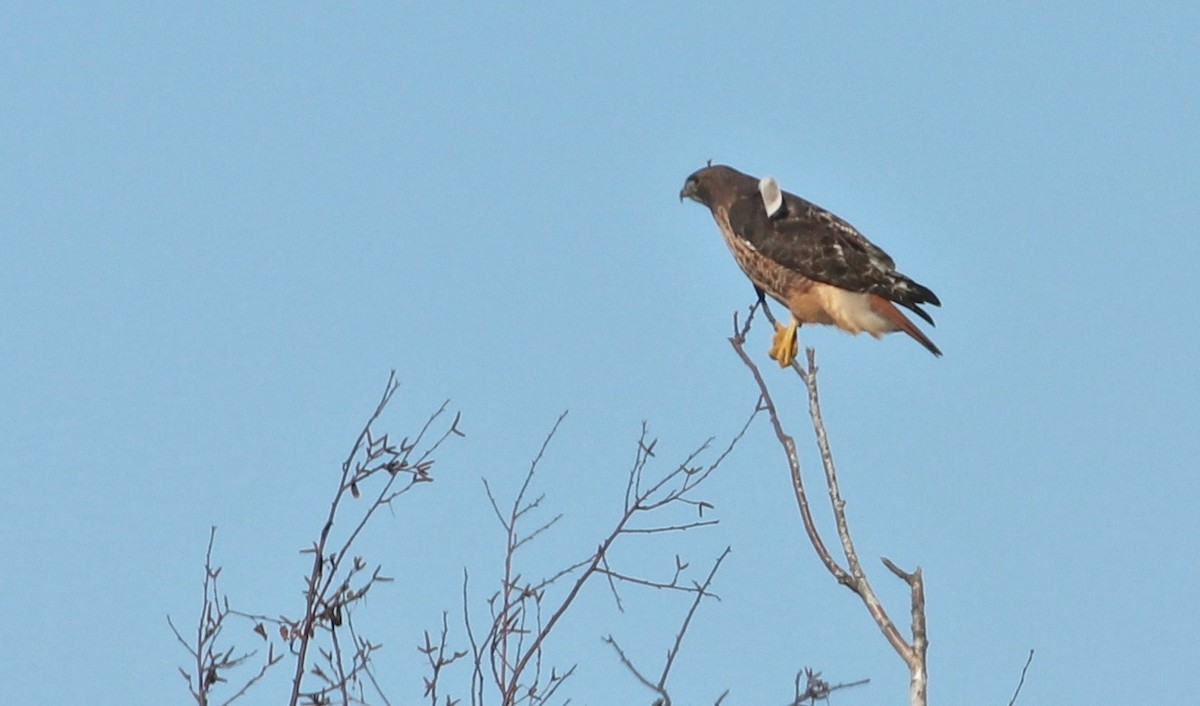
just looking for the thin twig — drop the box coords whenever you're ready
[620,519,720,534]
[604,548,731,706]
[1007,649,1035,706]
[657,547,731,692]
[596,567,718,596]
[602,636,662,699]
[170,527,281,706]
[479,403,756,705]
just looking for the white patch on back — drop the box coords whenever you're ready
[758,176,784,218]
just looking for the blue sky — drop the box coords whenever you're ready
[2,3,1198,704]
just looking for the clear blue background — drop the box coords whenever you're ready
[2,3,1197,704]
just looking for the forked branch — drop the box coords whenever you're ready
[604,546,732,706]
[168,527,283,706]
[729,303,929,706]
[467,408,757,705]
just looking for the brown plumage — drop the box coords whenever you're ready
[680,164,941,361]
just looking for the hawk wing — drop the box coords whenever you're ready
[726,187,941,324]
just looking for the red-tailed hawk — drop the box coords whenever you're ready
[680,164,941,365]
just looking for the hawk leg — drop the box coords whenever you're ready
[768,317,800,367]
[754,285,767,306]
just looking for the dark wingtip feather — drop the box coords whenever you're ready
[905,303,936,327]
[910,281,941,307]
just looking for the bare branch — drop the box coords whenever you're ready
[1007,649,1035,706]
[729,305,929,706]
[512,512,564,553]
[595,566,719,597]
[464,401,757,705]
[482,478,510,533]
[620,519,720,534]
[278,372,460,706]
[421,612,468,705]
[169,527,282,706]
[513,412,570,523]
[790,668,869,706]
[728,328,850,587]
[461,570,485,706]
[604,548,731,706]
[602,636,663,701]
[658,547,731,691]
[599,553,625,613]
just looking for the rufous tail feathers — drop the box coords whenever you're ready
[869,295,942,357]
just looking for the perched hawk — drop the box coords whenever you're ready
[680,164,941,365]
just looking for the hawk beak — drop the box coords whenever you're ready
[679,180,697,203]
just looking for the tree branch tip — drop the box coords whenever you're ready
[880,556,920,582]
[1007,649,1036,706]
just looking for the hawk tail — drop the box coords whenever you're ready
[869,295,942,357]
[886,277,940,326]
[902,301,936,326]
[908,280,941,307]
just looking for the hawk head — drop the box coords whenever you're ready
[679,164,753,210]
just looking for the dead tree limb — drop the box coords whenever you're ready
[729,303,930,706]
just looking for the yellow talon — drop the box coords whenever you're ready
[768,318,799,367]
